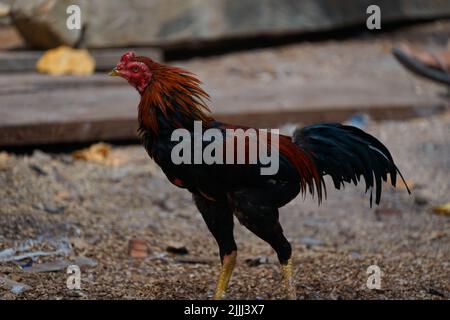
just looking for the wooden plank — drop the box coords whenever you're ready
[0,48,162,72]
[0,119,137,146]
[1,103,446,147]
[0,73,446,146]
[1,33,449,148]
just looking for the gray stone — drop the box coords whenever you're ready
[300,236,324,247]
[10,0,450,49]
[414,189,432,206]
[0,276,31,294]
[0,0,14,26]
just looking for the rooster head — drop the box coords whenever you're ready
[109,51,152,94]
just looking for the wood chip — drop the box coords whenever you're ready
[128,239,148,258]
[375,208,402,216]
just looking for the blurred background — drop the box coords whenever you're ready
[0,0,448,300]
[0,0,449,146]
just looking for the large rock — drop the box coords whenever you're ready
[0,0,15,26]
[11,0,450,49]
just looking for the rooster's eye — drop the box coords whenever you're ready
[132,67,139,73]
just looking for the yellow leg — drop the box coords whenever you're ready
[281,258,297,300]
[213,251,237,300]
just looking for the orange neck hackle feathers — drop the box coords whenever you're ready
[135,56,213,135]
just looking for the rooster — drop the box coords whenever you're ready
[110,52,410,299]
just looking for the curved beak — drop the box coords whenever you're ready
[108,68,120,77]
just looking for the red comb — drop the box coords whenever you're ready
[120,51,136,62]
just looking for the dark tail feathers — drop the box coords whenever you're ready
[293,123,410,206]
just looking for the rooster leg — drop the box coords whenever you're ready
[232,201,297,300]
[214,250,237,300]
[193,194,237,300]
[281,258,296,300]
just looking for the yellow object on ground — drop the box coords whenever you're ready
[73,143,111,163]
[72,142,128,167]
[36,45,95,76]
[433,202,450,216]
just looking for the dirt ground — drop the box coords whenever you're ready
[0,21,450,299]
[0,109,449,300]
